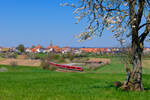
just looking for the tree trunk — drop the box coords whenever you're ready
[122,30,144,91]
[130,42,144,91]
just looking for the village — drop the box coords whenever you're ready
[1,44,150,55]
[0,44,125,54]
[0,43,150,72]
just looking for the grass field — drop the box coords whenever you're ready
[0,57,150,100]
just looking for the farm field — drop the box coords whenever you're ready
[0,58,41,66]
[0,58,150,100]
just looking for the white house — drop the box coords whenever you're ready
[36,48,44,53]
[74,49,82,54]
[25,48,32,53]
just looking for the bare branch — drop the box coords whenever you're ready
[137,0,145,27]
[138,22,150,30]
[139,9,150,43]
[146,0,150,6]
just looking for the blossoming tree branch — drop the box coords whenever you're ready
[62,0,150,91]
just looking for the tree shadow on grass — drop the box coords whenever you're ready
[143,83,150,91]
[144,88,150,91]
[90,84,114,89]
[90,83,150,92]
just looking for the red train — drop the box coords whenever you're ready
[49,62,83,71]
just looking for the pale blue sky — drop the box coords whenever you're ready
[0,0,133,47]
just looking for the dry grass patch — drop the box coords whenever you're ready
[0,58,41,66]
[87,58,110,64]
[85,58,110,70]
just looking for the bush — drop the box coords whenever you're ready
[4,53,17,58]
[58,57,65,63]
[40,56,57,71]
[40,58,50,70]
[69,55,74,61]
[53,54,60,60]
[16,44,25,53]
[49,65,57,71]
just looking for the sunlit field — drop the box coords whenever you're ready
[0,58,150,100]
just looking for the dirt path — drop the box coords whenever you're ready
[0,58,41,66]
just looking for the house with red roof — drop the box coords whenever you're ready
[80,47,115,53]
[25,48,32,53]
[32,44,44,53]
[143,48,150,54]
[61,46,72,54]
[45,45,62,53]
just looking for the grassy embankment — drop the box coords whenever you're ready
[0,57,150,100]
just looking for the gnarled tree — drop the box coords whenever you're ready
[62,0,150,91]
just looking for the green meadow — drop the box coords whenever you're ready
[0,58,150,100]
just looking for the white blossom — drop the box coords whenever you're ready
[80,6,85,10]
[122,39,126,43]
[116,17,121,22]
[107,25,114,30]
[133,18,136,21]
[60,3,69,7]
[73,8,80,14]
[132,25,136,28]
[123,3,128,6]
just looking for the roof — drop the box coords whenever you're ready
[35,44,42,49]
